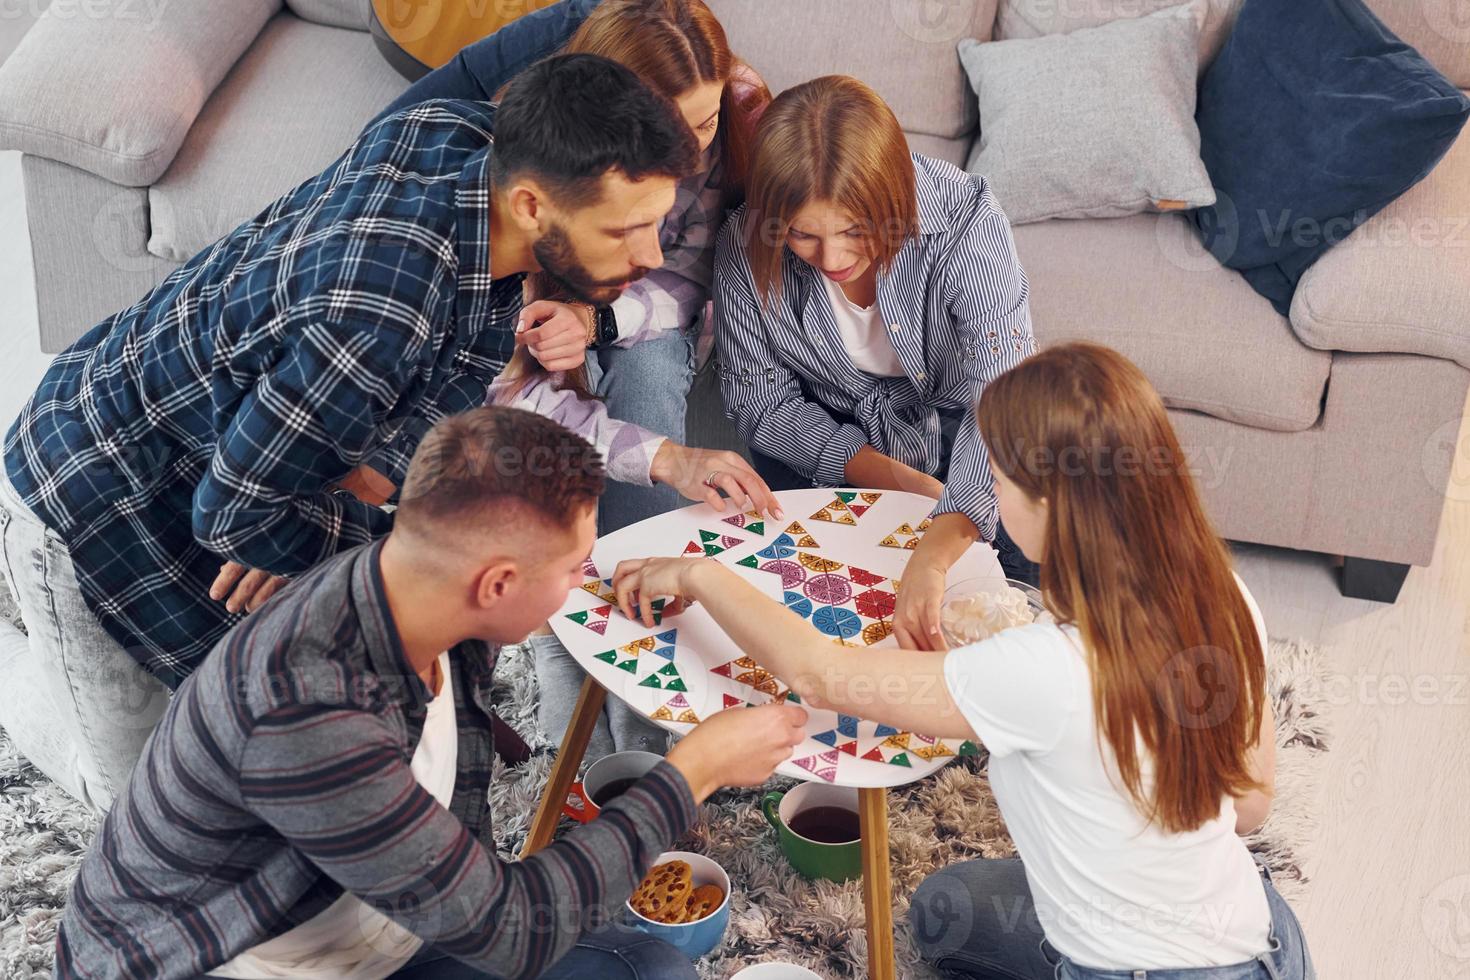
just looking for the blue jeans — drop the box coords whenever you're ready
[388,923,696,980]
[909,857,1315,980]
[586,328,697,536]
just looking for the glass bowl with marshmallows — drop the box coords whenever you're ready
[940,577,1048,648]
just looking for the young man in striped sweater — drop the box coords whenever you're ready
[55,406,807,980]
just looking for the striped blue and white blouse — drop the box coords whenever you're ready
[713,153,1036,539]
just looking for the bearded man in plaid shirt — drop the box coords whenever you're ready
[0,53,695,811]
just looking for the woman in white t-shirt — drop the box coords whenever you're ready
[611,342,1315,979]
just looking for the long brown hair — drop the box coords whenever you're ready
[743,75,918,305]
[977,343,1265,834]
[566,0,769,206]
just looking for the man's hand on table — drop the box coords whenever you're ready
[665,701,809,804]
[649,443,783,519]
[516,300,595,372]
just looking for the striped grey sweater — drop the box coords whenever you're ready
[55,539,697,979]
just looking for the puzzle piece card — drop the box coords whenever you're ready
[879,517,934,550]
[720,510,767,535]
[809,491,883,527]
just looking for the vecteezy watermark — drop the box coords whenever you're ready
[911,870,1246,948]
[1159,190,1470,272]
[986,437,1236,492]
[1424,416,1470,504]
[0,0,172,28]
[1423,874,1470,962]
[1257,209,1470,252]
[1156,646,1239,730]
[1305,669,1469,709]
[888,0,977,44]
[1423,0,1470,44]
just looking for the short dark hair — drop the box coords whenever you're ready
[490,52,699,209]
[396,407,605,540]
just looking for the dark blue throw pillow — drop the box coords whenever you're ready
[1191,0,1470,316]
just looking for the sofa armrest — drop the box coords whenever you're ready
[1289,114,1470,369]
[0,0,282,187]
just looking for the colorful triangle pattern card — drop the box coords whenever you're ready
[755,533,797,560]
[858,729,915,767]
[691,528,745,557]
[809,504,857,527]
[650,628,678,660]
[791,748,840,782]
[649,691,699,724]
[565,604,612,635]
[638,661,687,691]
[880,516,933,550]
[754,557,807,590]
[579,577,619,604]
[721,510,767,535]
[808,491,883,527]
[913,740,957,760]
[783,590,813,619]
[783,521,821,549]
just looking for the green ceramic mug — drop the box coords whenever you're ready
[761,783,862,883]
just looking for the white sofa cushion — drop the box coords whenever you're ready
[0,0,280,186]
[1291,117,1470,369]
[960,1,1215,224]
[287,0,367,30]
[147,15,410,262]
[1014,211,1333,432]
[995,0,1245,74]
[706,0,997,142]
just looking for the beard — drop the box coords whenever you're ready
[533,222,649,306]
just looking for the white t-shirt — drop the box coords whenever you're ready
[820,274,905,377]
[942,575,1272,970]
[213,653,459,980]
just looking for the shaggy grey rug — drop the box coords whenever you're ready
[0,583,1330,980]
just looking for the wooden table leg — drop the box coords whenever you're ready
[859,786,897,980]
[520,675,607,858]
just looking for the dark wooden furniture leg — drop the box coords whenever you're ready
[520,676,607,858]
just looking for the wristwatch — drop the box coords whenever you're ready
[593,304,619,347]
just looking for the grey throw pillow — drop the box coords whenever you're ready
[959,1,1216,225]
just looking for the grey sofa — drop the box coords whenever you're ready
[2,0,1466,602]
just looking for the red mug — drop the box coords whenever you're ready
[560,750,663,824]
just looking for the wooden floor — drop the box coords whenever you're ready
[1231,395,1470,979]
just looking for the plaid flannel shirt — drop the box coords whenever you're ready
[3,99,523,687]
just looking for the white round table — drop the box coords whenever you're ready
[549,488,1003,787]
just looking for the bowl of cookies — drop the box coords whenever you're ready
[626,851,730,958]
